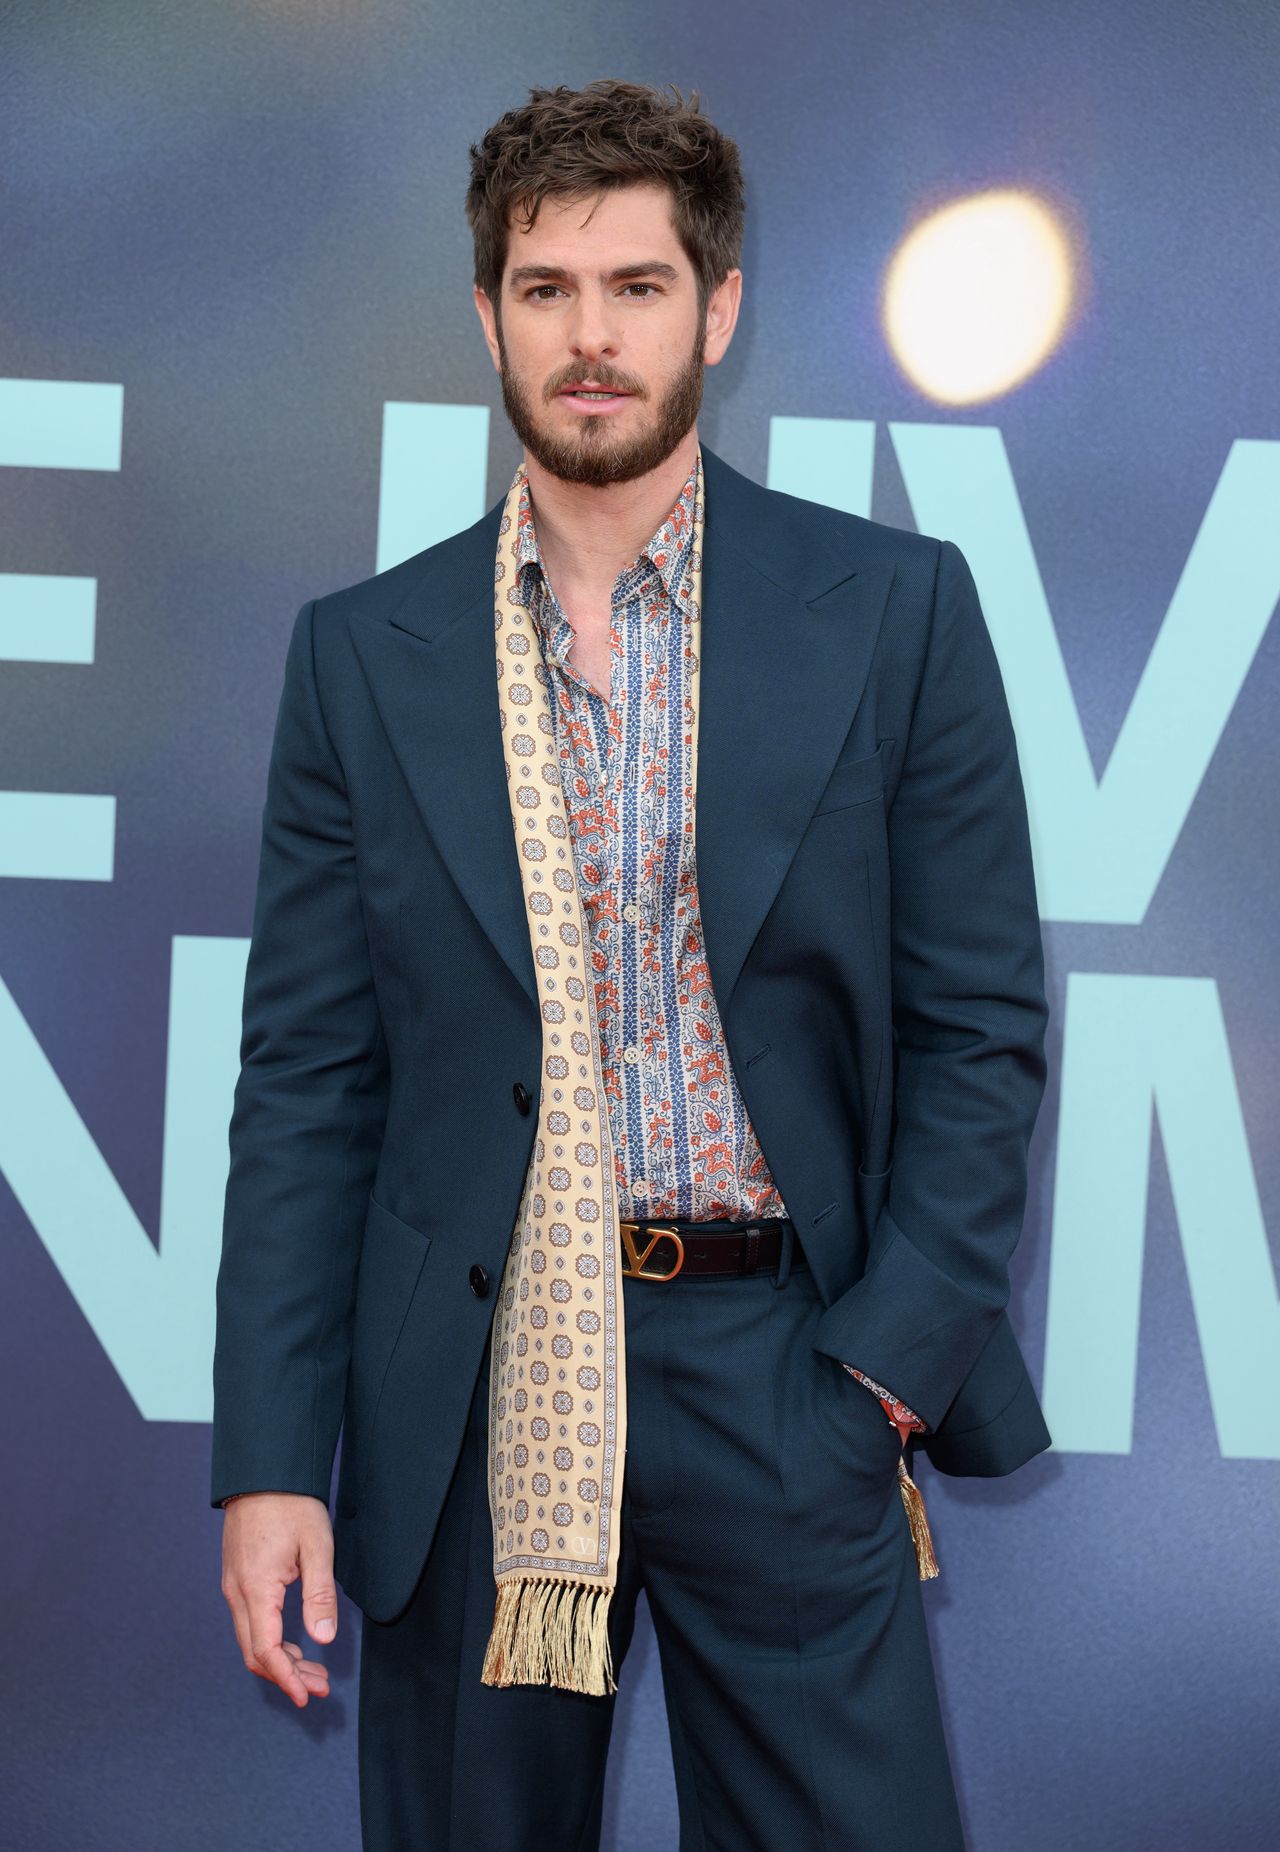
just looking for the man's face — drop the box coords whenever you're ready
[474,181,739,487]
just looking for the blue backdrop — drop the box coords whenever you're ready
[2,4,1277,1847]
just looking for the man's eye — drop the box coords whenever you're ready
[529,285,562,300]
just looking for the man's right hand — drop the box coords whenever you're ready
[220,1493,338,1708]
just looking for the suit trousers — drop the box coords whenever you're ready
[357,1242,967,1851]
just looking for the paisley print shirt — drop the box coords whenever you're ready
[508,448,925,1442]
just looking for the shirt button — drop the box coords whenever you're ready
[623,1044,640,1064]
[632,1178,649,1197]
[623,902,642,923]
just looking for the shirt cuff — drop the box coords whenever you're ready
[843,1363,929,1436]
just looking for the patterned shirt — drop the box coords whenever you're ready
[508,448,925,1441]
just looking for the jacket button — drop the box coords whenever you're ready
[469,1263,490,1297]
[513,1082,531,1115]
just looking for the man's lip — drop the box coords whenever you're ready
[560,386,632,395]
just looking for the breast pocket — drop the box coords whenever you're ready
[811,738,892,818]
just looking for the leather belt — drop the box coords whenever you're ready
[618,1216,806,1281]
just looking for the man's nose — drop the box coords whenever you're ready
[567,296,621,361]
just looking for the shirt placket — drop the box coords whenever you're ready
[615,566,658,1212]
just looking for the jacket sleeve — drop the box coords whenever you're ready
[810,539,1049,1432]
[210,598,390,1508]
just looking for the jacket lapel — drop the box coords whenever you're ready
[349,442,895,1025]
[694,446,895,1019]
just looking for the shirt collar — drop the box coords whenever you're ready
[509,446,702,612]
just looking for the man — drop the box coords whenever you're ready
[213,78,1051,1851]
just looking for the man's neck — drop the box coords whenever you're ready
[523,429,699,603]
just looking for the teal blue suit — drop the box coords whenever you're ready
[212,442,1050,1848]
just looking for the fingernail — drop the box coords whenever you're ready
[315,1619,335,1641]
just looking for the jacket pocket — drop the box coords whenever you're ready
[812,738,892,817]
[338,1191,433,1514]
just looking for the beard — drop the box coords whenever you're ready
[495,315,707,487]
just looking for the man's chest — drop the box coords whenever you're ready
[562,609,612,702]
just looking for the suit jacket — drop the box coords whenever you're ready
[211,442,1052,1622]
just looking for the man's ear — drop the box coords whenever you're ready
[704,268,743,368]
[473,287,501,371]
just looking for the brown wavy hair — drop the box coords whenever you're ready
[465,79,745,327]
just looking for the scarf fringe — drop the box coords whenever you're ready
[480,1575,617,1695]
[897,1455,940,1579]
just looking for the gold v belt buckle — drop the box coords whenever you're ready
[619,1221,686,1280]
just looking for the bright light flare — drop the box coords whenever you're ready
[882,189,1076,405]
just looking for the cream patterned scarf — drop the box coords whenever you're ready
[479,450,704,1695]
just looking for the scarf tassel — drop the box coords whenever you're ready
[480,1575,617,1696]
[897,1455,940,1579]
